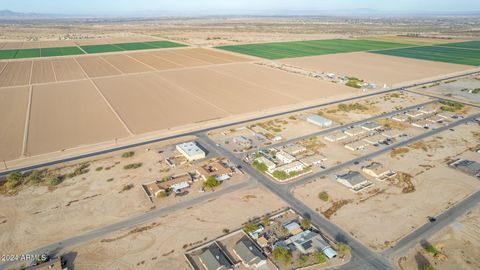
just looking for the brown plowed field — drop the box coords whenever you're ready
[0,86,29,161]
[51,58,87,81]
[157,67,294,114]
[26,80,129,155]
[101,54,153,73]
[75,56,122,78]
[209,63,356,101]
[31,60,56,84]
[199,48,253,62]
[94,73,228,134]
[175,48,233,64]
[0,61,32,87]
[149,50,209,67]
[280,52,474,86]
[128,52,182,70]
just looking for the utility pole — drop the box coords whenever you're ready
[2,160,7,170]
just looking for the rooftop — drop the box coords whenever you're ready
[199,244,233,270]
[176,142,205,157]
[337,171,369,186]
[306,115,333,126]
[234,237,266,266]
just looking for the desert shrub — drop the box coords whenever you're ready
[243,223,258,233]
[203,176,220,189]
[272,246,292,265]
[124,163,142,170]
[121,151,135,158]
[318,191,329,202]
[252,160,268,172]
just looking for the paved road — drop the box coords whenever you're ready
[2,69,478,177]
[0,180,254,270]
[197,134,394,270]
[384,190,480,257]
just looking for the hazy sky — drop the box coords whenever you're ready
[2,0,480,15]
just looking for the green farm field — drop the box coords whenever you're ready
[371,45,480,66]
[440,40,480,50]
[216,39,412,59]
[0,40,185,59]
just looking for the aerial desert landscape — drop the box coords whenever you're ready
[0,2,480,270]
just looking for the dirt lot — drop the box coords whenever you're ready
[30,60,56,84]
[280,52,475,87]
[0,86,29,161]
[101,54,153,73]
[51,58,87,81]
[45,186,285,270]
[27,80,128,155]
[93,72,228,134]
[292,123,480,251]
[0,61,32,87]
[75,56,122,78]
[399,204,480,270]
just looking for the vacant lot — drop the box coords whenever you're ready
[0,86,29,161]
[399,204,480,270]
[217,39,411,59]
[372,45,480,66]
[281,52,474,86]
[27,80,129,155]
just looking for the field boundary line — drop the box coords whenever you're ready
[50,60,58,82]
[72,57,134,136]
[21,85,33,157]
[146,51,189,68]
[122,53,156,71]
[28,60,34,85]
[206,66,303,102]
[169,50,212,65]
[97,55,125,75]
[0,61,8,78]
[152,72,232,115]
[192,48,238,63]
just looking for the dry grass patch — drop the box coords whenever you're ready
[389,172,415,193]
[323,200,353,219]
[390,147,410,158]
[378,118,409,130]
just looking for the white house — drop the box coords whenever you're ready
[345,141,369,151]
[324,131,348,142]
[255,157,276,172]
[276,150,296,164]
[306,115,334,127]
[275,161,305,174]
[336,171,373,191]
[176,142,206,161]
[344,127,367,137]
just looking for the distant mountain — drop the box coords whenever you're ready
[0,9,59,19]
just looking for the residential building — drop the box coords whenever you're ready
[406,110,424,118]
[412,120,430,128]
[255,157,276,172]
[392,114,409,122]
[144,181,166,197]
[26,258,66,270]
[176,142,206,161]
[336,171,373,191]
[426,115,444,123]
[233,136,252,147]
[282,144,307,156]
[257,236,269,248]
[306,115,333,127]
[283,221,303,235]
[168,173,193,192]
[344,127,367,137]
[437,111,457,119]
[196,161,233,181]
[381,129,404,139]
[287,230,337,259]
[198,243,234,270]
[363,134,387,145]
[450,159,480,178]
[276,150,296,164]
[233,237,267,269]
[299,154,327,167]
[362,162,396,179]
[344,141,369,151]
[324,131,348,142]
[275,161,306,175]
[361,122,382,131]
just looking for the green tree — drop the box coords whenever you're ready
[243,223,258,233]
[313,251,327,264]
[272,170,288,180]
[424,265,437,270]
[26,170,43,184]
[299,255,310,266]
[5,172,23,189]
[121,151,135,158]
[336,243,351,257]
[156,191,167,198]
[203,176,220,189]
[318,191,329,202]
[301,218,311,229]
[261,216,270,226]
[252,160,268,172]
[272,246,292,265]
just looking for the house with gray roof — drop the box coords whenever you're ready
[233,237,267,269]
[287,230,337,259]
[336,171,373,192]
[450,159,480,178]
[198,243,233,270]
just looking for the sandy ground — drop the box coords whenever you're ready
[31,60,56,84]
[0,136,200,255]
[61,186,286,270]
[150,50,211,67]
[0,86,29,161]
[26,80,129,155]
[280,52,475,87]
[399,204,480,270]
[209,63,357,101]
[293,124,480,251]
[0,61,32,87]
[100,54,153,73]
[75,56,122,78]
[93,73,228,134]
[51,58,87,81]
[157,66,295,114]
[128,51,183,70]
